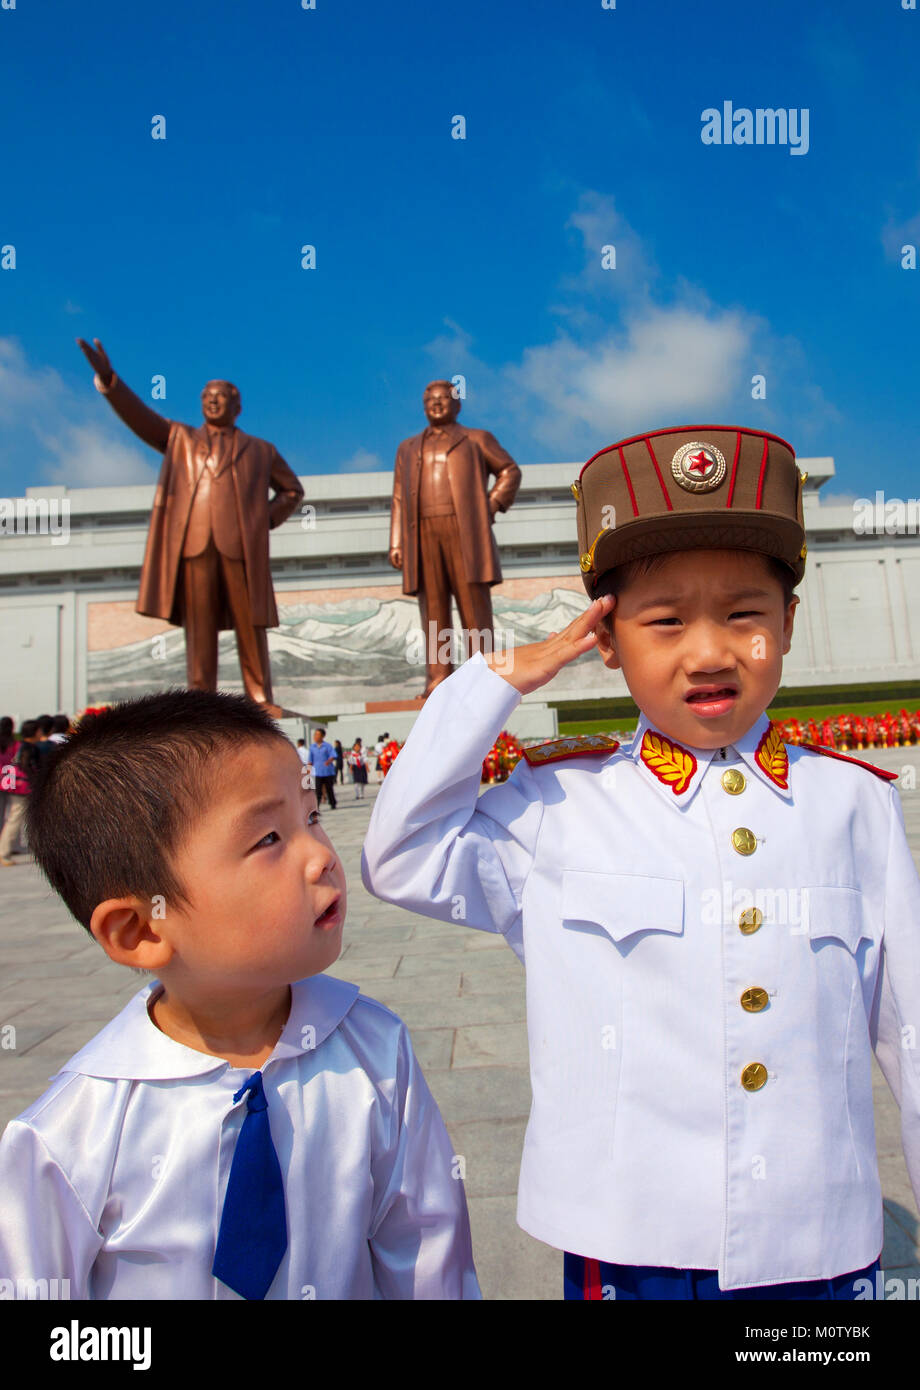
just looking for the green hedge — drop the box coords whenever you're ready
[553,681,920,734]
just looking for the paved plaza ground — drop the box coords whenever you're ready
[1,744,919,1300]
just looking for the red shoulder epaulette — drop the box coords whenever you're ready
[522,733,620,767]
[796,741,899,782]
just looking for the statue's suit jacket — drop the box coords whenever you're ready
[390,422,521,597]
[99,375,304,630]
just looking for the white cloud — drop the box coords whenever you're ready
[559,191,659,307]
[0,337,61,421]
[0,337,157,489]
[339,447,387,473]
[38,421,160,487]
[422,190,838,460]
[504,305,753,452]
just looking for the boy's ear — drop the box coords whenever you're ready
[594,613,622,671]
[781,595,799,655]
[89,897,174,971]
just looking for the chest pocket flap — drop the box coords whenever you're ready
[562,870,684,943]
[804,885,874,953]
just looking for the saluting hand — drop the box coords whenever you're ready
[485,594,615,696]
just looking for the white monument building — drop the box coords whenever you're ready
[1,456,918,741]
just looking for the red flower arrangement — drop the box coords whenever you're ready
[380,707,919,784]
[482,731,523,783]
[379,730,524,782]
[777,709,920,751]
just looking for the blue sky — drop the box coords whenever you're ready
[1,0,918,502]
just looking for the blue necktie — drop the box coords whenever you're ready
[212,1070,288,1300]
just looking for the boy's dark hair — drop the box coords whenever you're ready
[595,549,796,620]
[26,688,288,933]
[51,714,70,735]
[37,715,55,737]
[19,719,39,740]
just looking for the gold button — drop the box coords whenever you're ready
[741,1062,768,1091]
[739,907,764,934]
[731,827,757,855]
[580,552,593,572]
[721,768,746,795]
[740,987,769,1012]
[571,481,580,499]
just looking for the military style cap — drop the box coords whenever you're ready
[571,425,808,595]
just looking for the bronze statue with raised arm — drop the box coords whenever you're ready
[390,380,521,697]
[78,339,304,717]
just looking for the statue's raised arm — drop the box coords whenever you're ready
[76,337,171,453]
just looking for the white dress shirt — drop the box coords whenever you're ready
[361,652,920,1290]
[0,975,480,1300]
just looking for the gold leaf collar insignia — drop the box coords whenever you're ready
[639,730,698,795]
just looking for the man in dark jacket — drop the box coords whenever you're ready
[78,338,304,717]
[389,381,521,696]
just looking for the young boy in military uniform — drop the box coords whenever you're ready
[362,425,920,1299]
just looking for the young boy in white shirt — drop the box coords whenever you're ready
[0,689,479,1300]
[362,424,920,1300]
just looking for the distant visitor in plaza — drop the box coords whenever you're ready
[389,380,521,697]
[77,338,304,717]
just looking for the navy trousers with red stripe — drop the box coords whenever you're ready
[564,1254,881,1300]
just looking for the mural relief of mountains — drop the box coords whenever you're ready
[87,587,616,709]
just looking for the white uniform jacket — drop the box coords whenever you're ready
[361,652,920,1290]
[0,975,480,1300]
